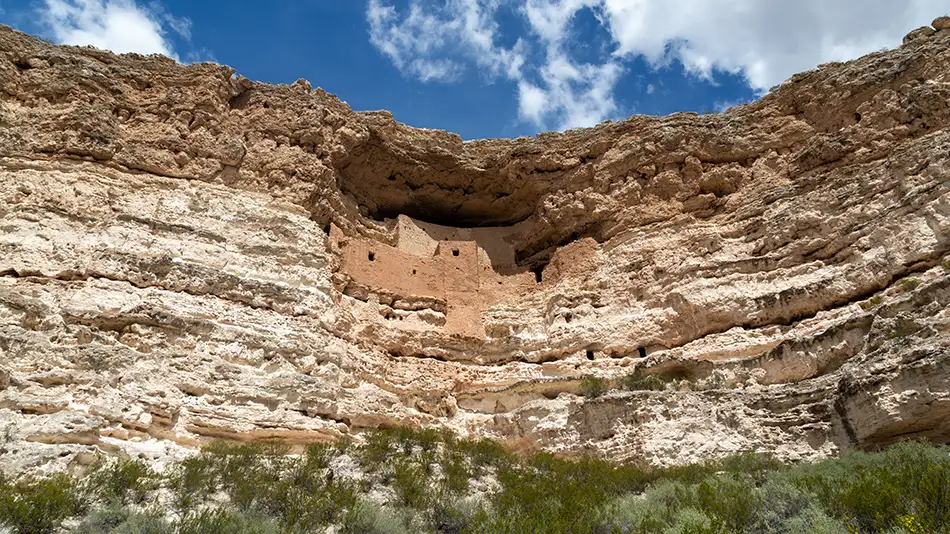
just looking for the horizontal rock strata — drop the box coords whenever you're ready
[1,19,949,471]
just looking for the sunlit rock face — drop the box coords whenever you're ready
[1,19,950,473]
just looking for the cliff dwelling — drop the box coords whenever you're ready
[332,215,548,338]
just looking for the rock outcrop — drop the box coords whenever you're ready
[1,18,949,472]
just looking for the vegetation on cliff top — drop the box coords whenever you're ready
[1,429,948,534]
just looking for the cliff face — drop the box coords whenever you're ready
[1,20,949,473]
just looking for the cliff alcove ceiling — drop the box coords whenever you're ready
[1,19,950,475]
[336,135,537,228]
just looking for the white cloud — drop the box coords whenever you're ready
[366,0,524,82]
[40,0,189,60]
[367,0,946,132]
[598,0,944,91]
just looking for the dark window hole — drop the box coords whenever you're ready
[531,266,544,283]
[452,249,460,257]
[412,269,417,275]
[586,350,595,361]
[638,347,647,358]
[368,252,376,262]
[854,112,862,123]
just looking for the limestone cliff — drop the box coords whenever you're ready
[1,19,949,473]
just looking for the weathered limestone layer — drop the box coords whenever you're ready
[1,19,949,472]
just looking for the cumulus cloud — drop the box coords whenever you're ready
[366,0,524,82]
[40,0,189,60]
[366,0,946,132]
[598,0,943,91]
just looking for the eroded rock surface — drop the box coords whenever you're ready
[1,18,949,471]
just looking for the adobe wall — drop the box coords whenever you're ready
[333,216,538,338]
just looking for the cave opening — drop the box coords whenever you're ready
[586,350,595,361]
[638,347,647,358]
[369,202,531,229]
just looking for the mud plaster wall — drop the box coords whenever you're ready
[334,216,538,337]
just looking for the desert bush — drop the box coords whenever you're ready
[110,511,174,534]
[428,496,478,534]
[358,430,400,469]
[73,505,173,534]
[449,436,512,475]
[175,508,280,534]
[3,430,947,534]
[599,483,687,533]
[582,376,609,398]
[391,459,434,509]
[695,474,759,533]
[620,370,688,392]
[899,278,921,292]
[0,473,85,534]
[439,449,473,494]
[467,453,618,534]
[165,453,219,513]
[73,505,130,534]
[84,460,160,505]
[860,295,883,311]
[790,441,950,533]
[664,507,726,534]
[340,501,412,534]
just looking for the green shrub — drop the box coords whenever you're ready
[0,474,85,534]
[3,430,948,534]
[111,511,174,534]
[696,474,760,533]
[84,460,160,505]
[303,442,334,470]
[175,508,280,534]
[467,453,616,534]
[439,450,473,494]
[74,506,173,534]
[358,430,399,469]
[790,441,950,533]
[73,504,130,534]
[165,453,218,513]
[340,501,412,534]
[391,460,433,509]
[860,295,883,311]
[899,278,921,292]
[581,376,609,399]
[449,436,512,475]
[428,496,477,534]
[621,370,687,392]
[664,507,727,534]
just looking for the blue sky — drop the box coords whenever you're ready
[0,1,945,140]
